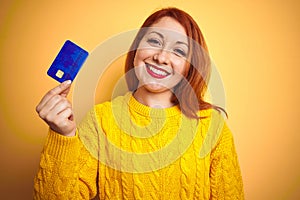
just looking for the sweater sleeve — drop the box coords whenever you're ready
[209,123,244,200]
[33,129,98,199]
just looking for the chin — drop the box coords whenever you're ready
[142,83,171,93]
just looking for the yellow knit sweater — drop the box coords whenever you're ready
[34,93,244,199]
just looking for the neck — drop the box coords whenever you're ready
[133,87,175,108]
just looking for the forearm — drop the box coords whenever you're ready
[34,129,98,199]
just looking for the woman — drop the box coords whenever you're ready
[34,7,244,199]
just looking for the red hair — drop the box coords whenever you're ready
[125,7,226,119]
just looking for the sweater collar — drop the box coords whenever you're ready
[125,92,182,118]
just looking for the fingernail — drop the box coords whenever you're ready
[65,80,72,85]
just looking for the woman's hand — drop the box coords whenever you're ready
[36,80,76,137]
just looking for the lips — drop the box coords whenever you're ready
[145,63,170,79]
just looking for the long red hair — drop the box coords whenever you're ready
[125,7,226,119]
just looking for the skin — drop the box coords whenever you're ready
[133,17,190,108]
[36,80,76,136]
[36,17,190,136]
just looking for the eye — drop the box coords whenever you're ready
[147,38,162,47]
[174,48,187,57]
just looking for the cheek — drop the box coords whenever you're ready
[174,60,190,76]
[133,50,144,67]
[134,48,156,66]
[133,54,138,67]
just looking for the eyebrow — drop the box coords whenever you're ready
[148,31,164,39]
[176,41,189,48]
[148,31,189,47]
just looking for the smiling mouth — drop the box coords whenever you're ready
[146,64,170,79]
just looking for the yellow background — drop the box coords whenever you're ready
[1,0,300,199]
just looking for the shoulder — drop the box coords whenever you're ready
[198,108,226,126]
[93,93,132,117]
[197,108,233,157]
[78,93,131,135]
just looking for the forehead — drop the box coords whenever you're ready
[147,17,188,40]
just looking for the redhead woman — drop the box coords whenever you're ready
[34,7,244,199]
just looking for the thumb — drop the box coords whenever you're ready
[60,80,72,97]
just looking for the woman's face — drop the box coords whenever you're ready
[133,17,190,93]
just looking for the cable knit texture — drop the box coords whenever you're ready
[34,93,244,199]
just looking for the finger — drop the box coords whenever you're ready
[48,99,72,120]
[69,112,74,121]
[38,95,64,119]
[60,84,71,98]
[44,101,72,127]
[36,80,71,112]
[54,108,76,135]
[58,107,73,122]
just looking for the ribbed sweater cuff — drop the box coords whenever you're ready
[44,129,80,161]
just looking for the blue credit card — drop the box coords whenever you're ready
[47,40,89,83]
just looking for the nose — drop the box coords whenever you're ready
[153,49,171,65]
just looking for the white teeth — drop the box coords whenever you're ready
[149,66,168,76]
